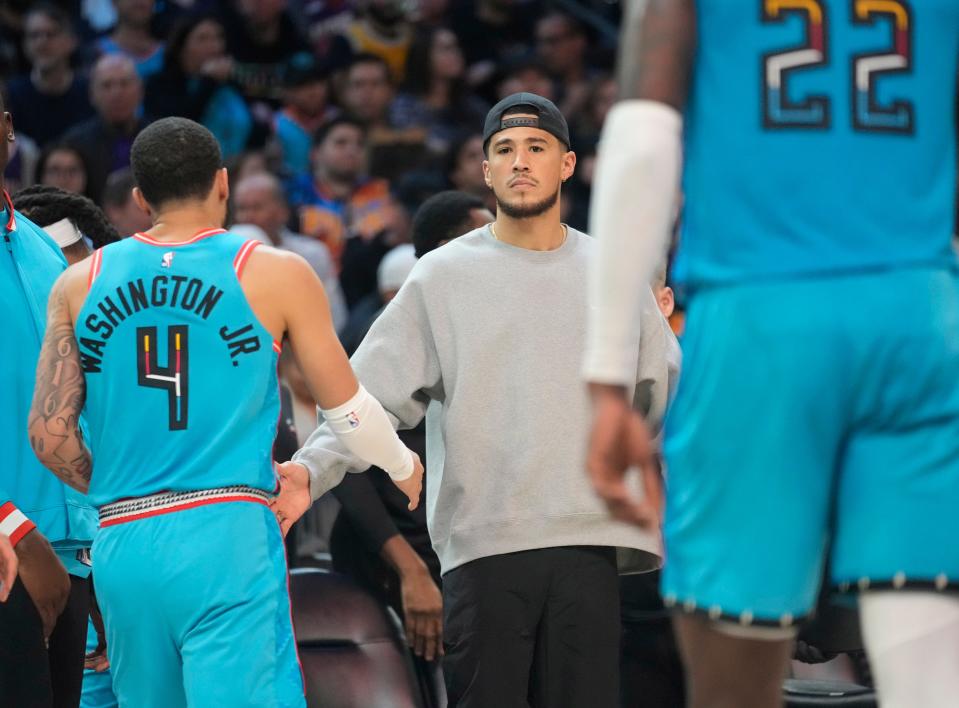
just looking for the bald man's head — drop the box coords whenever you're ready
[91,54,142,126]
[233,173,289,240]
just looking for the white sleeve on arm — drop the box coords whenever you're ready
[583,100,684,387]
[319,385,414,482]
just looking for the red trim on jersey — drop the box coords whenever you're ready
[87,248,104,291]
[2,190,16,232]
[0,502,36,547]
[233,239,261,278]
[272,341,282,354]
[99,495,269,527]
[132,227,227,247]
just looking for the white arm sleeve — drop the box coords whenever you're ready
[583,100,683,387]
[319,385,414,481]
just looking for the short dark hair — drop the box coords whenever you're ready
[131,117,222,208]
[348,52,393,85]
[313,115,366,147]
[25,2,75,34]
[411,190,485,258]
[102,167,137,208]
[13,185,119,249]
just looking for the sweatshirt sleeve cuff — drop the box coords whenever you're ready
[0,502,36,547]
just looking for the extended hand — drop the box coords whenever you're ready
[392,451,424,511]
[400,566,444,662]
[271,461,313,537]
[15,529,70,638]
[0,534,17,602]
[586,384,662,529]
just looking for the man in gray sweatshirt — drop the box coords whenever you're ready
[273,93,676,708]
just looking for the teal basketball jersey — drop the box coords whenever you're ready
[676,0,958,288]
[76,229,281,507]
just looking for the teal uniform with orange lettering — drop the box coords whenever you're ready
[662,0,959,627]
[76,229,303,707]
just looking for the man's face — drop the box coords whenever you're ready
[286,80,328,117]
[234,183,287,235]
[535,16,583,76]
[91,59,142,125]
[115,0,154,27]
[483,118,574,219]
[313,124,365,182]
[24,12,75,71]
[343,63,393,123]
[105,196,153,236]
[450,135,487,194]
[0,111,12,175]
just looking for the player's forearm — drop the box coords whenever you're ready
[583,101,683,386]
[29,283,92,493]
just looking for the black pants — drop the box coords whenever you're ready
[0,573,90,708]
[442,546,620,708]
[619,571,686,707]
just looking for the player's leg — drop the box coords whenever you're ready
[92,523,187,708]
[831,268,959,708]
[528,546,620,708]
[442,550,548,708]
[661,279,846,707]
[178,502,304,708]
[674,614,793,708]
[859,591,959,707]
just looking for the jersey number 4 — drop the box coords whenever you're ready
[137,326,189,430]
[761,0,914,134]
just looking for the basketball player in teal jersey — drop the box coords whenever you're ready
[27,117,424,708]
[582,2,959,707]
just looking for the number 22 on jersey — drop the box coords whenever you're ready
[761,0,914,134]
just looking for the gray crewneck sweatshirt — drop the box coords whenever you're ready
[294,225,676,575]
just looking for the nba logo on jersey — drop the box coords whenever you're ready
[161,252,174,268]
[347,411,360,429]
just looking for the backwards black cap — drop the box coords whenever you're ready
[482,92,571,152]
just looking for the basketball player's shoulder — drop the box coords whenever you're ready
[240,242,318,291]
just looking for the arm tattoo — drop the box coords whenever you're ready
[28,282,92,493]
[618,0,696,110]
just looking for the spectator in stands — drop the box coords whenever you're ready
[287,115,392,271]
[233,172,348,331]
[7,3,95,147]
[272,52,335,180]
[391,26,489,159]
[94,0,165,79]
[62,54,149,204]
[569,73,617,149]
[495,59,555,102]
[218,0,308,103]
[450,0,542,100]
[36,143,92,200]
[535,11,595,119]
[145,14,251,159]
[101,167,151,236]
[446,132,495,212]
[341,53,427,182]
[327,0,414,82]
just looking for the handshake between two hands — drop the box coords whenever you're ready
[270,451,425,537]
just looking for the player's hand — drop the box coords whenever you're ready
[399,565,444,662]
[85,586,110,672]
[15,529,70,638]
[586,383,662,529]
[392,451,424,511]
[271,461,313,537]
[0,534,17,602]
